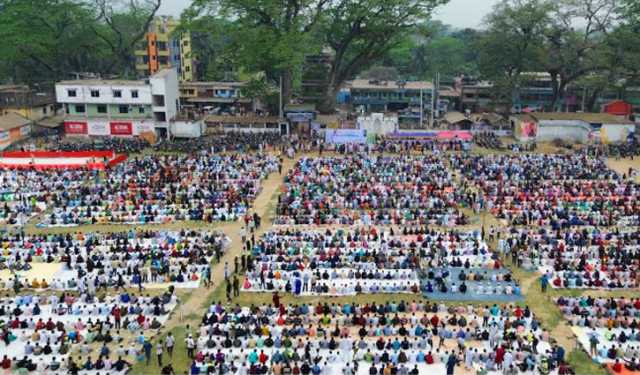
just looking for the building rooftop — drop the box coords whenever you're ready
[57,79,148,86]
[0,112,31,131]
[186,97,252,104]
[205,115,283,124]
[0,85,31,93]
[351,79,433,91]
[462,80,493,88]
[181,81,247,88]
[151,68,175,79]
[515,112,635,124]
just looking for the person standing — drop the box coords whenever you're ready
[233,276,240,297]
[143,339,152,366]
[446,352,458,375]
[166,334,174,358]
[185,335,195,359]
[156,340,163,367]
[541,274,549,293]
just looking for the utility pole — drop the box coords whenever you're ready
[430,78,435,128]
[420,88,424,128]
[279,75,283,118]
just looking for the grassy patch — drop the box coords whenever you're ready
[566,348,607,375]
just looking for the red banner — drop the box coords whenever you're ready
[110,121,133,136]
[1,150,115,158]
[64,121,88,135]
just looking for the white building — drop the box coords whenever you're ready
[55,68,179,138]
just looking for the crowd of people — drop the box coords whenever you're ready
[188,300,570,374]
[0,229,229,291]
[451,153,640,227]
[373,138,471,153]
[0,151,280,227]
[473,132,503,150]
[155,132,285,154]
[0,288,176,374]
[47,137,151,155]
[501,227,640,289]
[242,227,421,296]
[275,155,469,226]
[556,296,640,371]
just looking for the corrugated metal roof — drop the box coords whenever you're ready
[0,112,31,131]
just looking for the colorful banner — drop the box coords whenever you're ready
[521,122,537,138]
[64,121,88,135]
[20,125,31,137]
[134,121,154,135]
[109,121,133,136]
[325,129,367,144]
[88,121,110,136]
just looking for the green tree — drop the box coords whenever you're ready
[91,0,162,77]
[475,0,553,111]
[179,13,237,81]
[186,0,328,107]
[0,0,106,83]
[541,0,618,110]
[316,0,448,112]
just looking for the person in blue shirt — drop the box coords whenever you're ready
[311,362,322,375]
[143,340,152,365]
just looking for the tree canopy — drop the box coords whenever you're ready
[0,0,161,84]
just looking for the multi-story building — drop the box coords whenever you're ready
[456,77,495,113]
[55,68,179,138]
[0,85,57,121]
[179,81,254,115]
[135,16,195,81]
[350,79,434,127]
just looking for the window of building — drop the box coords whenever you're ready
[131,90,139,98]
[42,107,47,114]
[91,90,100,98]
[113,90,122,98]
[119,105,129,114]
[67,89,77,97]
[153,95,165,107]
[75,104,85,113]
[97,104,107,113]
[185,66,190,72]
[138,107,145,114]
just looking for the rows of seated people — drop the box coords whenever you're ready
[190,300,571,374]
[155,131,285,153]
[0,152,279,227]
[45,136,150,154]
[373,138,470,154]
[473,132,503,150]
[450,153,640,227]
[556,296,640,371]
[0,289,176,374]
[396,226,522,300]
[501,227,640,289]
[242,227,421,296]
[0,229,229,290]
[274,155,469,226]
[0,171,47,226]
